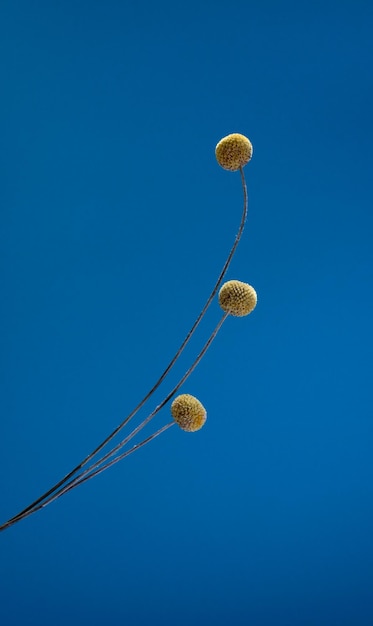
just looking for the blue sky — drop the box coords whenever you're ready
[1,0,372,624]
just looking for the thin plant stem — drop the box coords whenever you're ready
[0,313,228,531]
[53,312,228,490]
[1,167,248,529]
[54,422,176,499]
[0,423,175,531]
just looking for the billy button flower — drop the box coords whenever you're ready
[215,133,253,171]
[219,280,257,317]
[171,394,207,432]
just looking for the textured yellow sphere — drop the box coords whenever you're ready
[219,280,257,317]
[171,394,207,432]
[215,133,253,171]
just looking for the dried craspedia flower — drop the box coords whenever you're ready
[215,133,253,171]
[219,280,257,317]
[171,394,207,432]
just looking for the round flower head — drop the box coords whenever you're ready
[215,133,253,171]
[219,280,257,317]
[171,394,207,432]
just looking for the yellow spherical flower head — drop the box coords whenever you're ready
[171,394,207,432]
[215,133,253,171]
[219,280,257,317]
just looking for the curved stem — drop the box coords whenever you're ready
[57,422,175,497]
[0,167,248,530]
[59,312,228,489]
[0,314,228,531]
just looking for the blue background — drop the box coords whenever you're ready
[1,1,372,624]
